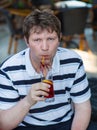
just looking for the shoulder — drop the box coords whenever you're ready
[0,49,28,71]
[57,47,82,60]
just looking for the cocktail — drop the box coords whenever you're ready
[41,56,55,102]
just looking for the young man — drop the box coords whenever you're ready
[0,9,93,130]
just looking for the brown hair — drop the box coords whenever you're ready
[23,9,61,42]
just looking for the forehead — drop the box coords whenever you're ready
[30,26,56,35]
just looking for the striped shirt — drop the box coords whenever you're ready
[0,47,91,126]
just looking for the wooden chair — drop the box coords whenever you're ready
[57,7,92,52]
[81,0,97,41]
[0,8,23,54]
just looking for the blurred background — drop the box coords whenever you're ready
[0,0,97,122]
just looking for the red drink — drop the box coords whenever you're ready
[42,79,55,102]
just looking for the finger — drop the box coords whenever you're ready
[36,90,49,97]
[35,83,50,92]
[35,96,46,101]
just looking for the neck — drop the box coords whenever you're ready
[29,55,41,74]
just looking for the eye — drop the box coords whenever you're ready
[48,37,55,41]
[33,38,41,42]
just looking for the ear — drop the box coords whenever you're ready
[60,33,62,40]
[24,36,29,47]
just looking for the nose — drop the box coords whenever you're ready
[41,40,49,51]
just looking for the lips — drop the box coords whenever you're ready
[42,55,49,57]
[40,55,51,66]
[41,55,49,60]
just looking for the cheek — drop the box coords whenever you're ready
[28,41,36,49]
[52,42,59,50]
[29,44,40,55]
[51,44,59,56]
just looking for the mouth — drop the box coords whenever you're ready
[41,55,50,65]
[41,55,50,60]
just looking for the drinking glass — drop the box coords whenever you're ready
[41,69,55,102]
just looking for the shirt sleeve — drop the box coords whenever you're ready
[70,59,91,103]
[0,69,20,110]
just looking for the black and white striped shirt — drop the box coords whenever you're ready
[0,47,91,126]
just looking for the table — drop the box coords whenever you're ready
[54,0,92,9]
[6,8,32,17]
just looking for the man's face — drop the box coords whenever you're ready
[26,28,59,66]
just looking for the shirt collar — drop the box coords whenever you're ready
[52,52,60,74]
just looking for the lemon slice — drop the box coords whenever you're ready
[42,79,53,85]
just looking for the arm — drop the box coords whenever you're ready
[71,100,91,130]
[0,82,49,130]
[0,96,32,130]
